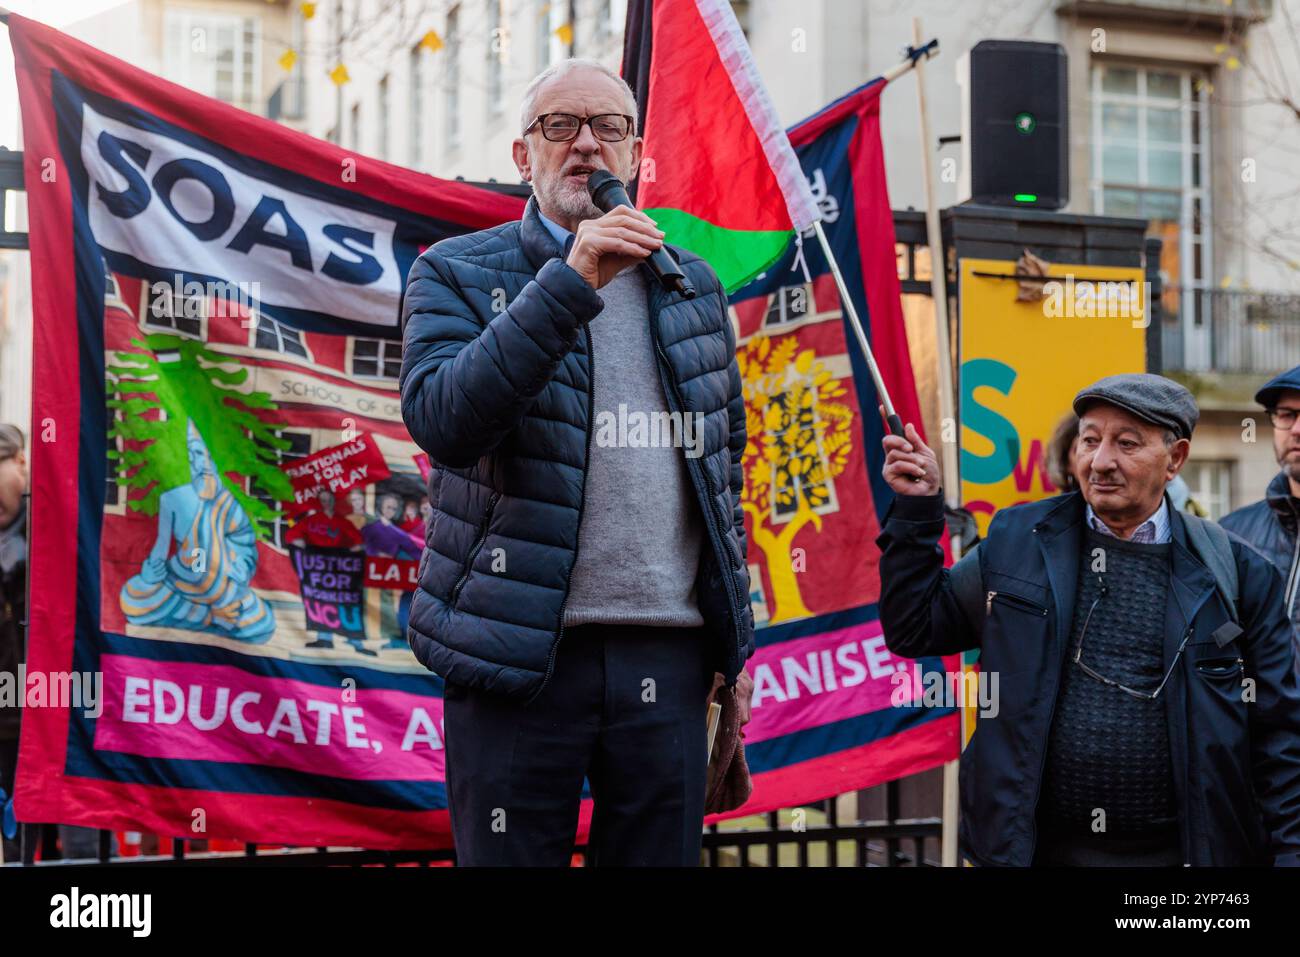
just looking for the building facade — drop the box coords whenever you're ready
[9,0,1298,514]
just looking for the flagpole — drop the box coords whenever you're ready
[882,37,938,84]
[909,15,963,869]
[810,220,910,438]
[807,36,938,439]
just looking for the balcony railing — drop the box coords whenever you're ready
[1160,287,1300,374]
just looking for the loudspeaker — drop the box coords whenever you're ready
[956,40,1068,210]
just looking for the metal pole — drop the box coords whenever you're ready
[806,36,938,436]
[811,220,904,436]
[912,16,963,869]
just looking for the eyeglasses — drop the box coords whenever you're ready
[1266,407,1300,430]
[523,113,635,142]
[1071,576,1188,701]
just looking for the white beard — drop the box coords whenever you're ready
[532,167,602,223]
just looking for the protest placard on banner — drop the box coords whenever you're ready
[290,548,368,641]
[282,434,392,512]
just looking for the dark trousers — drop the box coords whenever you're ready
[0,736,16,862]
[443,622,713,866]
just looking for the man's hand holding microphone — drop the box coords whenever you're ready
[565,205,666,290]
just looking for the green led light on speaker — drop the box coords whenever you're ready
[1014,193,1038,203]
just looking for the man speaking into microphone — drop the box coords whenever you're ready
[399,58,755,866]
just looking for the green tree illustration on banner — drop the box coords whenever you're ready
[106,333,293,539]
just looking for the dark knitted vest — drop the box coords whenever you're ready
[1037,528,1179,860]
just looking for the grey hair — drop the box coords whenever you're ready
[519,57,638,135]
[0,423,23,461]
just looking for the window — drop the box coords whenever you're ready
[1092,63,1211,341]
[105,432,121,507]
[277,9,306,120]
[538,0,553,70]
[763,285,811,328]
[445,6,461,150]
[486,0,505,118]
[143,285,204,339]
[253,430,312,549]
[251,312,309,358]
[410,44,424,168]
[103,260,124,308]
[378,75,390,159]
[1181,460,1233,521]
[163,12,261,109]
[351,337,402,379]
[536,0,556,71]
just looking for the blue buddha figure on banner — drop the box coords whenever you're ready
[120,419,276,642]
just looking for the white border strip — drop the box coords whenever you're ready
[694,0,821,232]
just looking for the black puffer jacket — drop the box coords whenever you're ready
[399,197,755,702]
[1222,471,1300,640]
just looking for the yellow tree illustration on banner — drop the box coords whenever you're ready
[739,333,853,623]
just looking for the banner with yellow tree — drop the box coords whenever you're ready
[714,75,959,818]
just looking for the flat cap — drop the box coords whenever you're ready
[1254,365,1300,408]
[1072,373,1198,440]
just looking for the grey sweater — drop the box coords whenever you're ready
[562,264,706,628]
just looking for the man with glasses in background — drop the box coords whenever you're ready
[399,59,754,866]
[1222,366,1300,643]
[875,373,1300,866]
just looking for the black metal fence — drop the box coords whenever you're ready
[8,781,942,867]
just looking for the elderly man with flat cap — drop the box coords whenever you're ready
[875,372,1300,866]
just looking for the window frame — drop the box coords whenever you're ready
[349,336,403,381]
[444,5,462,152]
[139,282,206,341]
[249,310,314,363]
[1180,458,1234,521]
[410,43,424,168]
[162,11,262,110]
[1090,61,1213,332]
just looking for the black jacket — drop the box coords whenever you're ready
[399,196,755,701]
[1222,471,1300,639]
[877,490,1300,866]
[0,510,25,741]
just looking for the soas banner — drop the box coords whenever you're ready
[11,12,955,851]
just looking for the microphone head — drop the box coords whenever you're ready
[586,169,625,209]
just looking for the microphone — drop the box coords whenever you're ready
[586,170,695,299]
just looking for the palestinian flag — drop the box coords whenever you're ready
[622,0,821,293]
